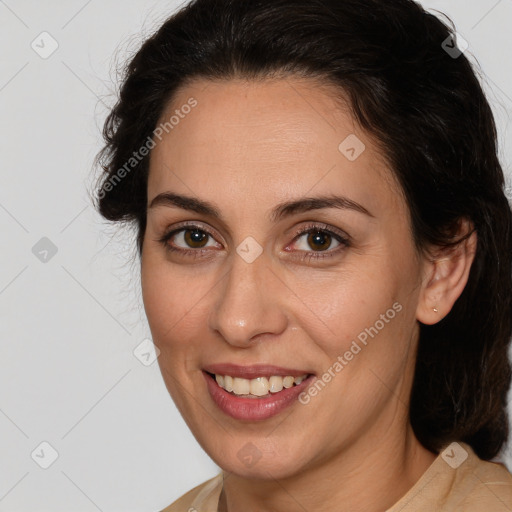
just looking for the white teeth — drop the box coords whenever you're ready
[224,375,233,392]
[250,377,269,396]
[232,377,250,395]
[269,375,283,393]
[294,375,306,385]
[213,373,309,397]
[283,376,295,388]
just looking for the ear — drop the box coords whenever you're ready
[416,219,477,325]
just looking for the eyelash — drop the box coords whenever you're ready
[156,222,350,262]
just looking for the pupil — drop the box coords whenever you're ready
[186,229,208,247]
[309,231,330,251]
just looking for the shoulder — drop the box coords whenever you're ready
[159,473,223,512]
[387,442,512,512]
[452,443,512,510]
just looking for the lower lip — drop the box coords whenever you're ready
[203,371,315,421]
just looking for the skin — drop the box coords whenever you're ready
[141,77,477,512]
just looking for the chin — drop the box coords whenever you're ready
[202,435,312,480]
[222,455,305,480]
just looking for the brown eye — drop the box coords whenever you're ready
[306,231,333,251]
[157,222,349,262]
[286,223,351,263]
[158,225,219,253]
[182,229,209,248]
[294,229,342,253]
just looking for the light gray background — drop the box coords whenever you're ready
[1,1,511,510]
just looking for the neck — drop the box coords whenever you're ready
[219,425,437,512]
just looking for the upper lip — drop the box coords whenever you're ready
[203,363,314,379]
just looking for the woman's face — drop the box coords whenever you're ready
[141,77,426,479]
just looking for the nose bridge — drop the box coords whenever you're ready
[208,248,287,346]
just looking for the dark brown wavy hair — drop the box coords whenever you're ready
[92,0,512,460]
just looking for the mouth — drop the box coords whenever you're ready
[202,365,316,421]
[204,371,313,398]
[203,362,315,396]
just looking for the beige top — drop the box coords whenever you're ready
[161,442,512,511]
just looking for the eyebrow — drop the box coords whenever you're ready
[148,192,374,222]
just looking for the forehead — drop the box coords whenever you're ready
[147,77,403,220]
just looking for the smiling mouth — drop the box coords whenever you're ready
[205,371,313,398]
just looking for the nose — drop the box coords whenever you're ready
[208,249,288,348]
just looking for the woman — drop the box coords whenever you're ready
[93,0,512,510]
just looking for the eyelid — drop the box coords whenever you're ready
[162,220,349,241]
[161,220,222,249]
[157,220,351,258]
[163,220,220,241]
[289,221,350,243]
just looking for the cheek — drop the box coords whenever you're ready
[140,255,213,353]
[141,254,180,340]
[292,266,415,407]
[289,266,401,345]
